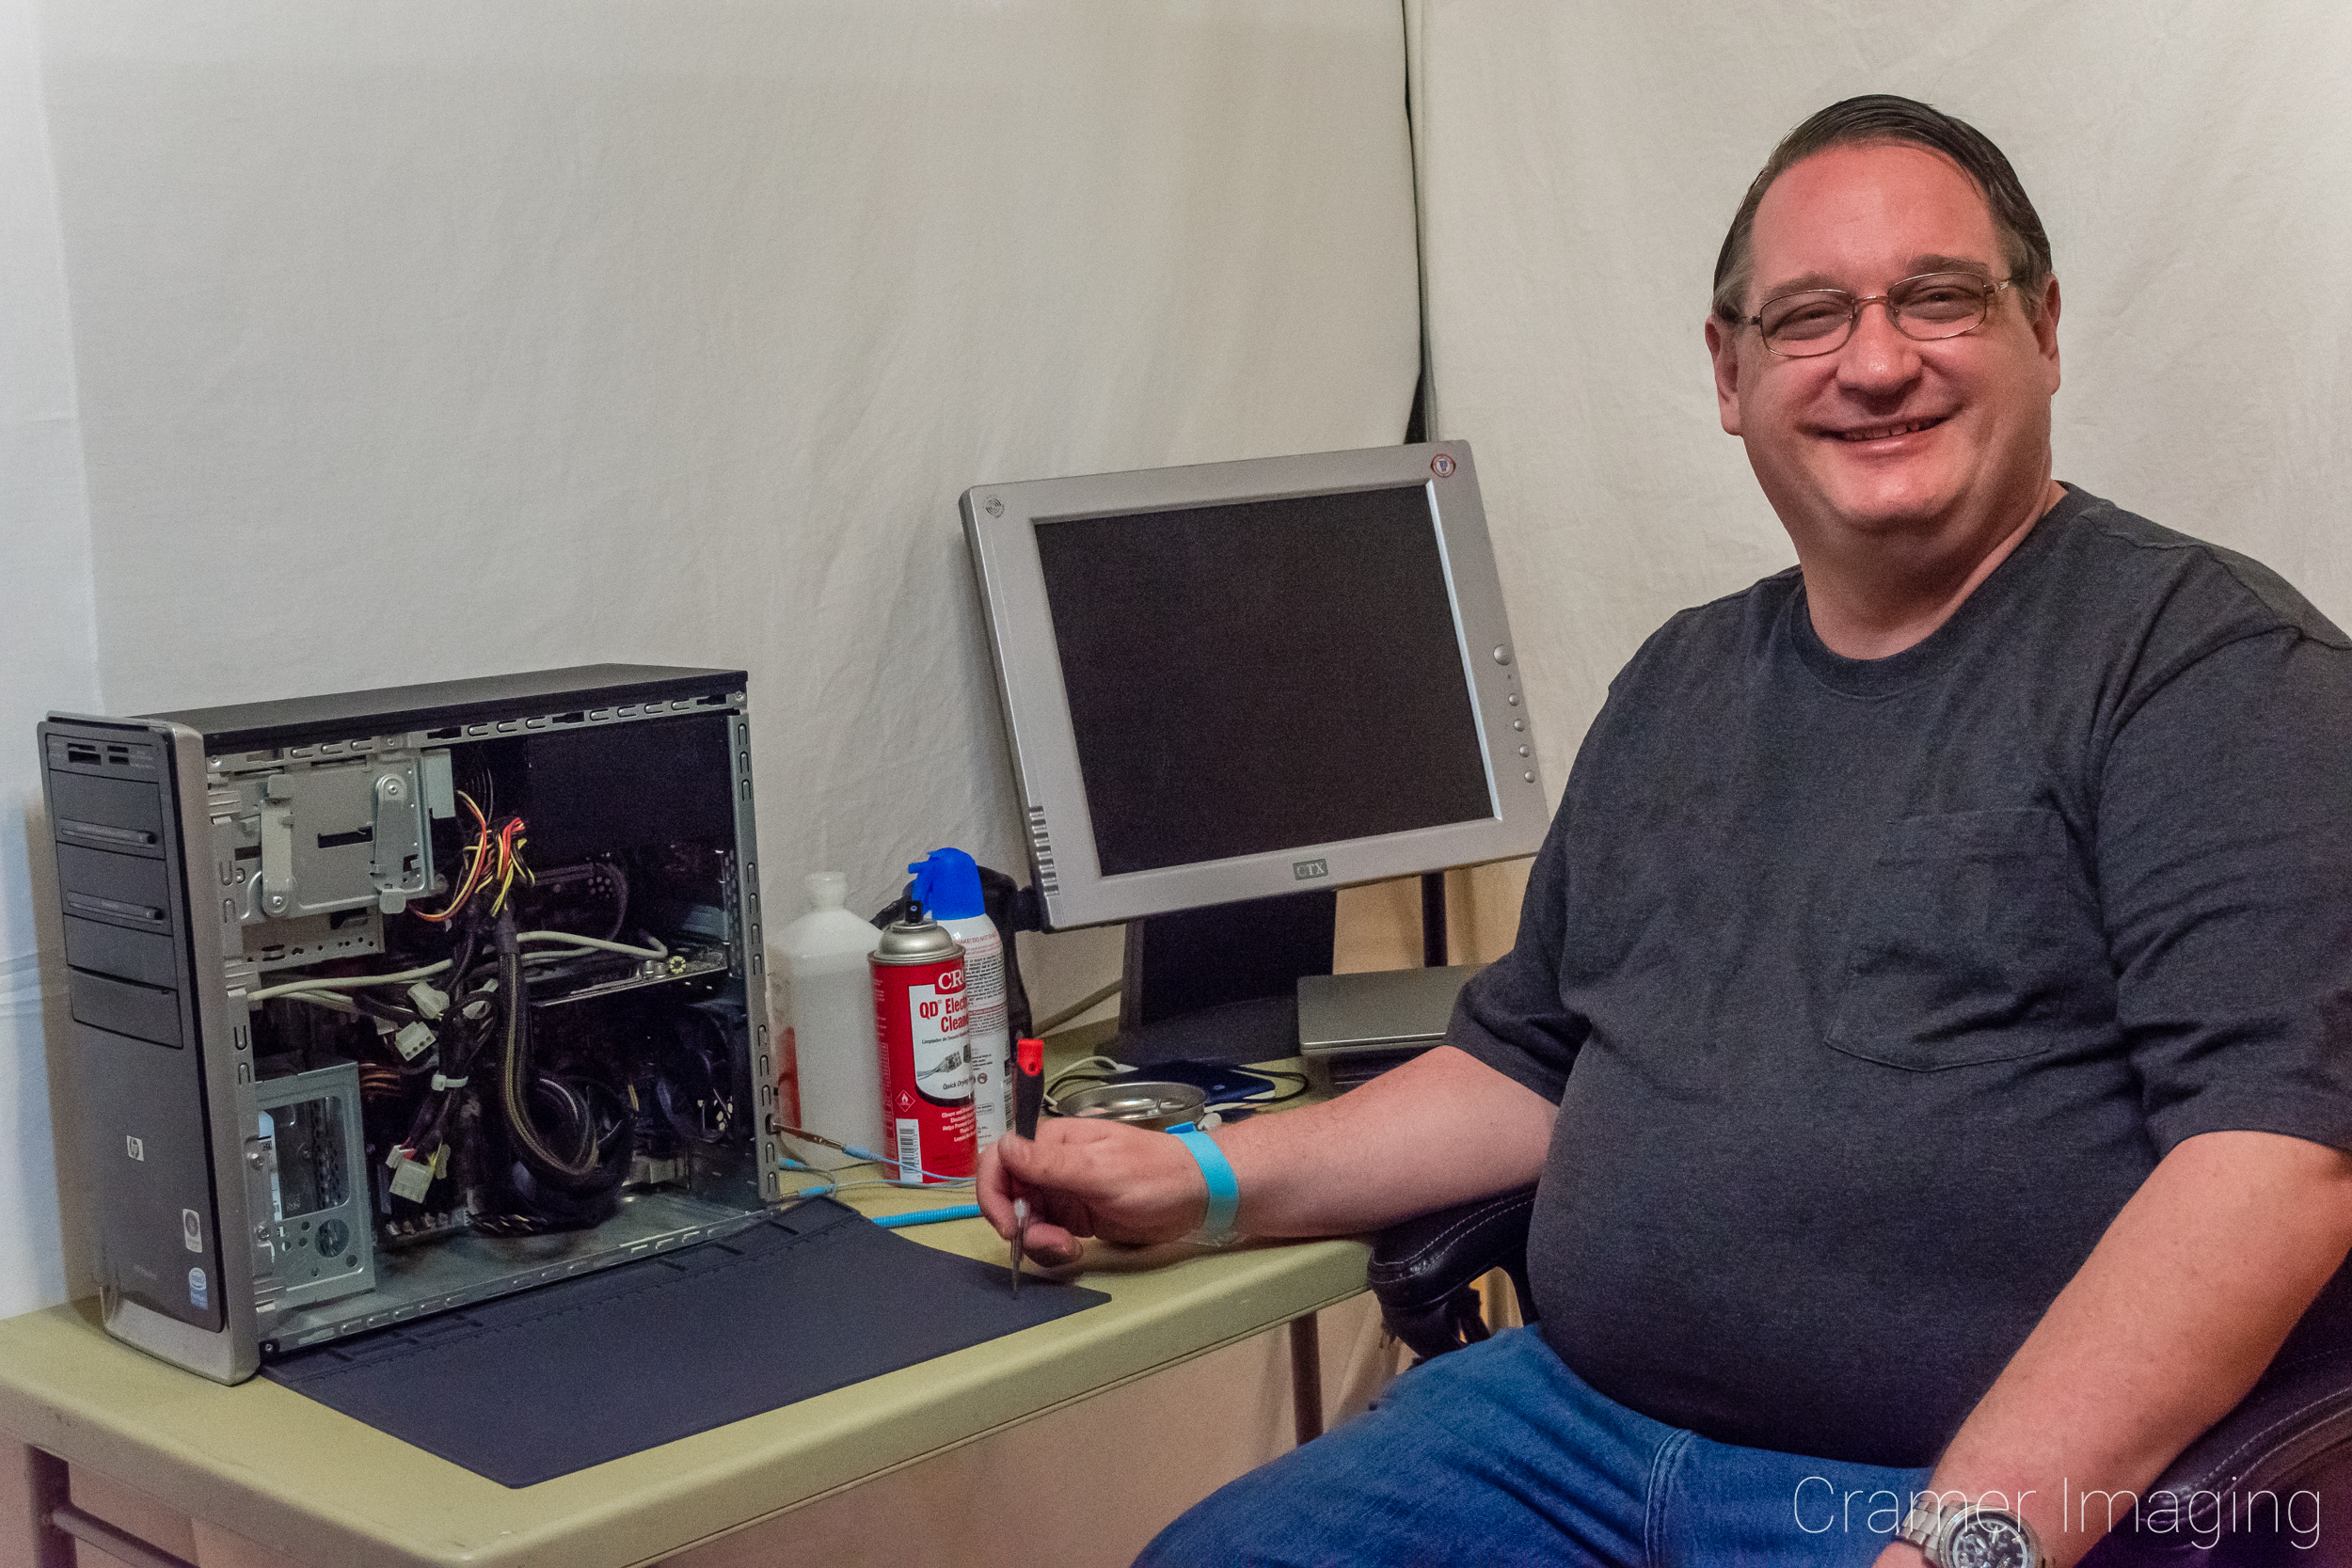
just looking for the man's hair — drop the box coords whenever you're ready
[1709,94,2054,325]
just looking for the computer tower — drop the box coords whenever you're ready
[38,666,784,1383]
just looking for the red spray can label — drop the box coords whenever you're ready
[869,906,974,1183]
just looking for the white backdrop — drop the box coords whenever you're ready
[4,0,1421,1310]
[42,0,1422,883]
[1411,0,2352,789]
[0,0,101,1319]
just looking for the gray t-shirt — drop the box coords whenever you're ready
[1453,486,2352,1466]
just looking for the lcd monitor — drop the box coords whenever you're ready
[962,441,1548,931]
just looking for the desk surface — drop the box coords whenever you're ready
[0,1107,1366,1567]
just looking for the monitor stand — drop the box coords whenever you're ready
[1108,874,1454,1069]
[1113,889,1337,1067]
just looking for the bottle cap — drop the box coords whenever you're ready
[906,847,985,920]
[804,871,849,910]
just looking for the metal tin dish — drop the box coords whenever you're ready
[1053,1081,1208,1132]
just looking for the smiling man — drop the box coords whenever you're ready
[1706,135,2063,659]
[982,96,2352,1567]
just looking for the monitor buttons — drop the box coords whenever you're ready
[1511,718,1524,731]
[1491,644,1513,666]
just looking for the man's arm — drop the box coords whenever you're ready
[1873,1129,2352,1568]
[978,1043,1558,1263]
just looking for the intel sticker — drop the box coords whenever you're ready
[187,1267,208,1310]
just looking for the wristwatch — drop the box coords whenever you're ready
[1899,1497,2044,1568]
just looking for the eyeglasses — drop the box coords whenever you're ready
[1744,272,2015,358]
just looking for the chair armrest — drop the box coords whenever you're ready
[2149,1343,2352,1499]
[2148,1262,2352,1501]
[1366,1185,1538,1362]
[2079,1342,2352,1565]
[2079,1266,2352,1565]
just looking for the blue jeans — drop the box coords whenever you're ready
[1138,1328,1931,1567]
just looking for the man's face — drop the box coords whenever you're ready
[1704,142,2061,562]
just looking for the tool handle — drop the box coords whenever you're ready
[1014,1037,1045,1139]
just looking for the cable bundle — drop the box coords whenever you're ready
[416,793,530,923]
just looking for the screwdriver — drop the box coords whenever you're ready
[1010,1037,1044,1295]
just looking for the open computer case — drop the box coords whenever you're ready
[39,666,783,1383]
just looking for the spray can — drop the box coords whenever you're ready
[869,904,974,1184]
[906,849,1011,1148]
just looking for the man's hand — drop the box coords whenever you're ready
[977,1044,1560,1262]
[980,1118,1207,1265]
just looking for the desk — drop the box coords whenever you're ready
[0,1136,1369,1567]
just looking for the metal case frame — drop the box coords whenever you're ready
[40,666,781,1383]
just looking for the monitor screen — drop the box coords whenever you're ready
[963,441,1549,929]
[1033,485,1492,876]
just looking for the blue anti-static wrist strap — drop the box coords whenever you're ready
[1168,1125,1240,1238]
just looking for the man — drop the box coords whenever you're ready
[978,96,2352,1566]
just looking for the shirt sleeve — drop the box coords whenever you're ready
[2100,625,2352,1156]
[1446,800,1587,1102]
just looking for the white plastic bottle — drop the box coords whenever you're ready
[775,872,882,1169]
[906,848,1011,1148]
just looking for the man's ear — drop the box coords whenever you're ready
[1705,315,1743,436]
[2034,276,2062,394]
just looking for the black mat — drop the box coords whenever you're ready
[262,1198,1108,1486]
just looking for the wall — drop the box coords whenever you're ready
[40,0,1422,900]
[4,1,1421,1310]
[1411,0,2352,787]
[0,0,103,1312]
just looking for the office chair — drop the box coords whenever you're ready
[1370,1188,2352,1566]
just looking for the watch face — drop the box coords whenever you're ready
[1946,1508,2035,1568]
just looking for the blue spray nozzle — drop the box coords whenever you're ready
[906,847,986,920]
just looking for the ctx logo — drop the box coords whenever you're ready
[1293,858,1329,881]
